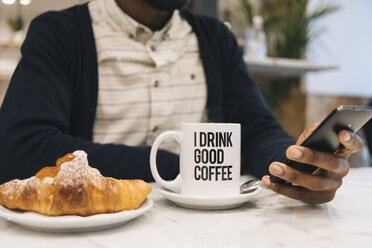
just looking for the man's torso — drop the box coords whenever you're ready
[89,0,207,153]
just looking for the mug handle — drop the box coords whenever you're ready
[150,131,181,193]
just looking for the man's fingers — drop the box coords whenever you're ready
[262,176,336,204]
[286,145,349,176]
[268,162,342,191]
[338,130,364,153]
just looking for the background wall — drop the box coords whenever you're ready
[306,0,372,97]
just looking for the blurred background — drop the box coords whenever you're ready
[1,0,371,165]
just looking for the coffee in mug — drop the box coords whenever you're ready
[150,123,241,197]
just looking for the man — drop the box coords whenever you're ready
[0,0,362,204]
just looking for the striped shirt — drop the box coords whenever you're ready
[88,0,207,154]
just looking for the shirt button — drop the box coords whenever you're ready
[152,126,159,132]
[136,27,145,35]
[190,73,196,80]
[162,33,170,41]
[150,46,156,52]
[128,34,134,39]
[154,80,160,87]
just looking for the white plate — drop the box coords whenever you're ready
[157,186,262,210]
[0,198,153,232]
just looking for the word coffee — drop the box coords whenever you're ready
[193,131,234,182]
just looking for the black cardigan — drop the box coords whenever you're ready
[0,4,295,184]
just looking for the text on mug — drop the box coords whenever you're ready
[193,131,235,181]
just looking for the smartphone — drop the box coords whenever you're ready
[270,105,372,184]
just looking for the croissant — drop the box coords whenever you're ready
[0,150,152,216]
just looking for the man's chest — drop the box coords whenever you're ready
[92,23,207,151]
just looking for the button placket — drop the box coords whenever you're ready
[146,39,159,67]
[136,27,145,36]
[149,72,163,143]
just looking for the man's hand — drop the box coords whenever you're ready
[261,123,364,204]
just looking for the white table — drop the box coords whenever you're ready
[0,168,371,248]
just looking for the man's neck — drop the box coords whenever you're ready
[115,0,173,31]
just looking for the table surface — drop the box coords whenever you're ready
[0,167,371,248]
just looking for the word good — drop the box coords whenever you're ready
[194,149,224,164]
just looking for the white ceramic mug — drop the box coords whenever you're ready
[150,123,241,197]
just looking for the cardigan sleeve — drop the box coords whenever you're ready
[218,23,296,178]
[0,14,179,184]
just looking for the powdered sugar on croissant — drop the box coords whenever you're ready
[0,150,152,216]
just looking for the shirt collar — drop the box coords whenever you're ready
[101,0,179,43]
